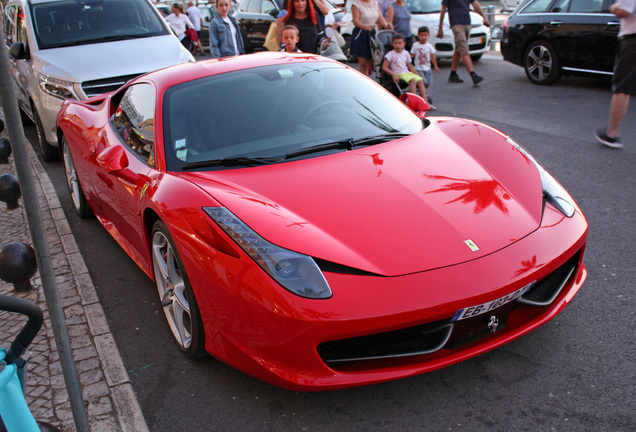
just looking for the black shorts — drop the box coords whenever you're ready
[612,36,636,96]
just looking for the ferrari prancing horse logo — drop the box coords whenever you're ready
[464,239,480,252]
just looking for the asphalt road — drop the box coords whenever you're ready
[28,53,636,431]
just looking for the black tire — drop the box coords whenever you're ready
[524,40,562,85]
[60,135,92,218]
[151,220,206,359]
[470,54,483,62]
[34,109,59,162]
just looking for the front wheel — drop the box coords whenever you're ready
[151,220,205,358]
[61,135,92,218]
[524,40,561,85]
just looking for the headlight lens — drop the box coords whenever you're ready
[37,72,77,100]
[204,207,333,299]
[507,138,575,217]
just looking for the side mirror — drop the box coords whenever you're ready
[399,93,431,118]
[268,8,279,19]
[9,42,27,60]
[96,145,139,183]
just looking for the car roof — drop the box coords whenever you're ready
[140,52,338,89]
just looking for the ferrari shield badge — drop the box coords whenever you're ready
[464,239,480,252]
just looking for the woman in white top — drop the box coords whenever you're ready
[165,3,195,48]
[351,0,390,76]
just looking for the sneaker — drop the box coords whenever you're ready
[595,128,623,149]
[471,73,484,86]
[448,73,464,83]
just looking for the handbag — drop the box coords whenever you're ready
[264,22,279,51]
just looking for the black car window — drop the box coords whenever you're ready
[113,83,156,167]
[522,0,553,13]
[567,0,603,12]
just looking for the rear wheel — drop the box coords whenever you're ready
[34,109,58,162]
[61,135,92,218]
[151,220,206,358]
[524,40,561,85]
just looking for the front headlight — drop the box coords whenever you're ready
[37,72,78,100]
[204,207,333,299]
[507,138,575,217]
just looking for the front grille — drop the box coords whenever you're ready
[317,250,582,368]
[81,73,141,97]
[435,43,454,52]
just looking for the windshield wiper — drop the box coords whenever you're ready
[181,156,281,170]
[285,138,354,159]
[285,133,411,160]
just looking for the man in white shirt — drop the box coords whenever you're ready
[186,1,206,55]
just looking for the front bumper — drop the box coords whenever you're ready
[187,202,587,391]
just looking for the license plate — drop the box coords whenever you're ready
[468,37,483,45]
[451,283,535,322]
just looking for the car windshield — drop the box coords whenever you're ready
[162,62,424,171]
[405,0,442,14]
[31,0,169,49]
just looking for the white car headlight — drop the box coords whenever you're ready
[204,207,333,299]
[507,138,575,217]
[37,72,78,100]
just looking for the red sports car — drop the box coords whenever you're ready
[57,52,588,391]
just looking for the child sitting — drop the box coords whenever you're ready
[382,33,431,107]
[280,25,302,52]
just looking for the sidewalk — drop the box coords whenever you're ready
[0,107,148,432]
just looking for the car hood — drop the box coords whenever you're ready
[185,118,544,276]
[33,35,193,86]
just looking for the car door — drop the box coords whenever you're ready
[598,0,621,71]
[94,83,157,267]
[543,0,613,72]
[236,0,280,52]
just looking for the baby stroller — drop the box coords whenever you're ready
[372,29,411,98]
[0,294,60,432]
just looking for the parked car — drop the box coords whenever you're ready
[501,0,619,85]
[57,52,588,390]
[340,0,491,62]
[234,0,343,53]
[3,0,193,161]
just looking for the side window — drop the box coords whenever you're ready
[260,0,277,14]
[112,84,156,167]
[522,0,555,13]
[567,0,603,12]
[549,0,571,12]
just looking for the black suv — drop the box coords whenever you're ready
[501,0,619,84]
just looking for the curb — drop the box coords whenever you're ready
[0,107,148,432]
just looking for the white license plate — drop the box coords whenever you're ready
[451,282,535,322]
[468,37,483,45]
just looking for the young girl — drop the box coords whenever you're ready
[209,0,245,58]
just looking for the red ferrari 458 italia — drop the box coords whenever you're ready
[57,52,587,391]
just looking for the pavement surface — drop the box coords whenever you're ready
[0,106,148,431]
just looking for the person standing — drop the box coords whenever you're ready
[351,0,391,76]
[438,0,489,85]
[209,0,245,58]
[387,0,414,51]
[595,0,636,149]
[186,1,206,55]
[165,3,195,49]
